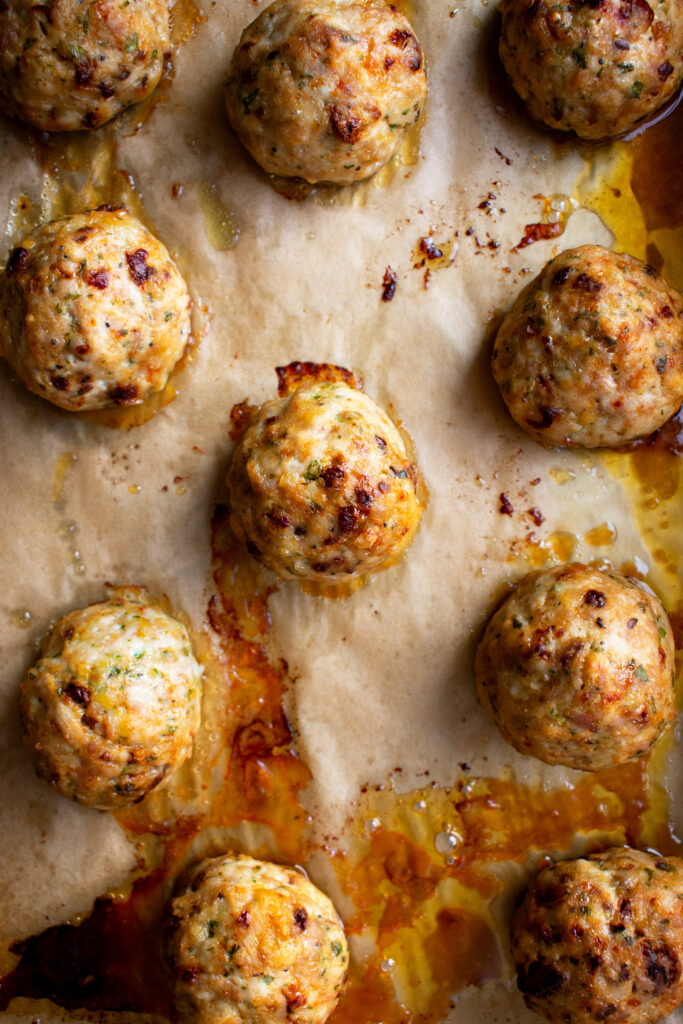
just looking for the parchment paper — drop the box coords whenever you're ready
[0,0,682,1021]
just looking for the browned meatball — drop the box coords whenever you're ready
[511,847,683,1024]
[225,0,427,184]
[492,245,683,448]
[0,208,191,412]
[166,854,348,1024]
[227,379,423,582]
[0,0,169,131]
[499,0,683,139]
[475,563,677,771]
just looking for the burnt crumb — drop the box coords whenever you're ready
[266,509,291,528]
[50,375,69,391]
[108,383,138,405]
[74,62,92,86]
[659,304,674,319]
[527,506,544,526]
[583,590,606,607]
[322,465,345,489]
[627,617,638,628]
[375,434,387,451]
[517,960,567,997]
[614,37,630,48]
[515,221,562,250]
[85,268,109,289]
[657,60,674,80]
[354,488,373,510]
[329,104,363,144]
[338,506,358,533]
[499,493,514,515]
[479,191,496,211]
[377,480,390,493]
[596,616,605,628]
[65,683,90,705]
[293,907,308,931]
[6,246,28,275]
[597,1006,618,1020]
[495,146,512,165]
[180,966,200,984]
[126,248,154,286]
[610,924,626,933]
[642,940,680,992]
[525,406,561,430]
[416,236,443,263]
[382,266,397,302]
[573,273,602,294]
[552,266,571,286]
[98,82,115,99]
[236,909,250,927]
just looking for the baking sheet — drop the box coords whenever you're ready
[0,0,682,1021]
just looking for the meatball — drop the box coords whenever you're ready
[166,854,348,1024]
[224,0,427,185]
[475,563,676,771]
[492,245,683,448]
[511,847,683,1024]
[0,0,169,132]
[20,592,203,810]
[227,380,423,581]
[0,207,191,412]
[499,0,683,139]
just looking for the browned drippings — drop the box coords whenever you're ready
[0,871,171,1016]
[327,757,658,1023]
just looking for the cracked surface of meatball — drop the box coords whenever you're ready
[0,207,191,412]
[475,563,676,771]
[20,591,203,810]
[166,854,348,1024]
[227,379,423,581]
[511,847,683,1024]
[499,0,683,138]
[492,245,683,448]
[0,0,169,131]
[224,0,427,184]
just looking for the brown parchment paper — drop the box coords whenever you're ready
[0,0,682,1021]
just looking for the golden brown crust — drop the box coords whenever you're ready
[475,563,677,771]
[224,0,427,184]
[492,245,683,448]
[166,854,348,1024]
[20,591,203,810]
[511,847,683,1024]
[227,380,423,581]
[0,208,191,412]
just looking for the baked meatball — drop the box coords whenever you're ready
[475,563,676,771]
[0,0,169,132]
[0,207,191,412]
[20,592,203,810]
[166,854,348,1024]
[224,0,427,185]
[492,245,683,448]
[499,0,683,138]
[511,847,683,1024]
[227,380,423,581]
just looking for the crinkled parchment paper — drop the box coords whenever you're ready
[0,0,682,1021]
